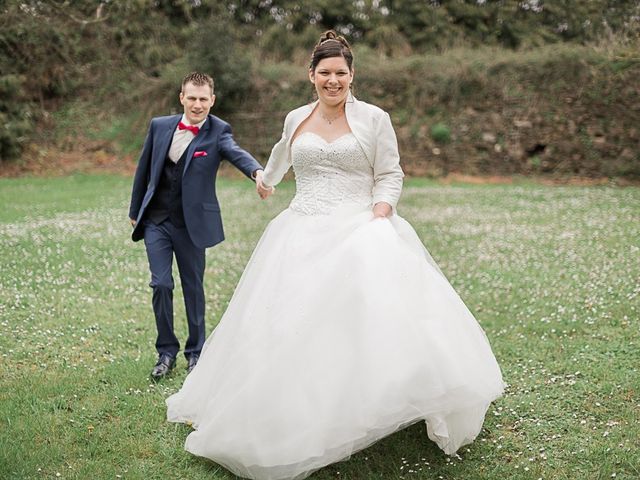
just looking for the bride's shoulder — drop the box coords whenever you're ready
[350,97,387,120]
[283,103,315,126]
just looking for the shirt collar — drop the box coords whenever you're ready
[179,114,207,130]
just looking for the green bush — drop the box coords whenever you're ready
[430,122,451,144]
[187,21,254,113]
[0,75,33,162]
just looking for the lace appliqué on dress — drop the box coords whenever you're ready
[289,132,374,216]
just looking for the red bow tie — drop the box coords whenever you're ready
[178,121,200,135]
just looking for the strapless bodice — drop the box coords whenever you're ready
[289,132,374,215]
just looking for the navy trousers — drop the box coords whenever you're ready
[143,219,206,359]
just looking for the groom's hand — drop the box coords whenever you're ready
[129,218,136,227]
[255,171,274,200]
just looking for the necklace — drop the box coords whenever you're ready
[318,108,344,125]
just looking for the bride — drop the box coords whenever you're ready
[166,30,504,480]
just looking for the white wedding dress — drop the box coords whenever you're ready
[166,132,504,480]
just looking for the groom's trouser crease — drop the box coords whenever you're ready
[143,219,206,359]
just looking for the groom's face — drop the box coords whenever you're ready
[180,82,215,125]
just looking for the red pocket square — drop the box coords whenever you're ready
[194,151,208,158]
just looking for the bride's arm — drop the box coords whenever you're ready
[262,113,294,189]
[372,112,404,214]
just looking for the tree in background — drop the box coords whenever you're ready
[1,0,638,161]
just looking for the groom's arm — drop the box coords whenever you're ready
[217,122,263,180]
[129,120,154,223]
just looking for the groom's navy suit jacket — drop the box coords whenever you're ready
[129,114,262,249]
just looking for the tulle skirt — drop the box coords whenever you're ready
[166,204,504,480]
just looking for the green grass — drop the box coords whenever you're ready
[0,175,638,479]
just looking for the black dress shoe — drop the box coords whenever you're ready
[150,354,176,380]
[186,354,199,374]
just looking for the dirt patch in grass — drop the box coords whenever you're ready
[0,142,136,178]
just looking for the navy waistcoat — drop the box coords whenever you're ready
[145,148,189,227]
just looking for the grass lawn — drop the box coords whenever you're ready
[0,175,638,479]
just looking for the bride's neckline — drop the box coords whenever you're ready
[293,131,354,145]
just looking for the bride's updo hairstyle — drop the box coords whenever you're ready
[310,30,353,72]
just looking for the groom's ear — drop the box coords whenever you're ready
[211,94,216,108]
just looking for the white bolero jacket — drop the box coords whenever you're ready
[262,94,405,208]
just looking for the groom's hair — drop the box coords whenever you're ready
[182,72,214,94]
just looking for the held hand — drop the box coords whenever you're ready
[255,171,275,200]
[372,202,392,219]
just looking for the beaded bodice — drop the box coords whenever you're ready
[289,132,374,215]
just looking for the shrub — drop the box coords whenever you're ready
[0,75,33,162]
[187,21,254,113]
[430,123,451,144]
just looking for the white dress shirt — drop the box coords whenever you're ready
[168,115,207,163]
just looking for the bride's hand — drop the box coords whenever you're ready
[255,171,275,200]
[372,202,392,218]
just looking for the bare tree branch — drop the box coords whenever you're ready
[48,1,109,26]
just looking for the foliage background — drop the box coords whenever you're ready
[1,0,639,178]
[1,3,639,478]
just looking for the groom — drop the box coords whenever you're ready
[129,72,267,379]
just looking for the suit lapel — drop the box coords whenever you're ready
[158,115,182,165]
[183,116,211,174]
[151,116,181,183]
